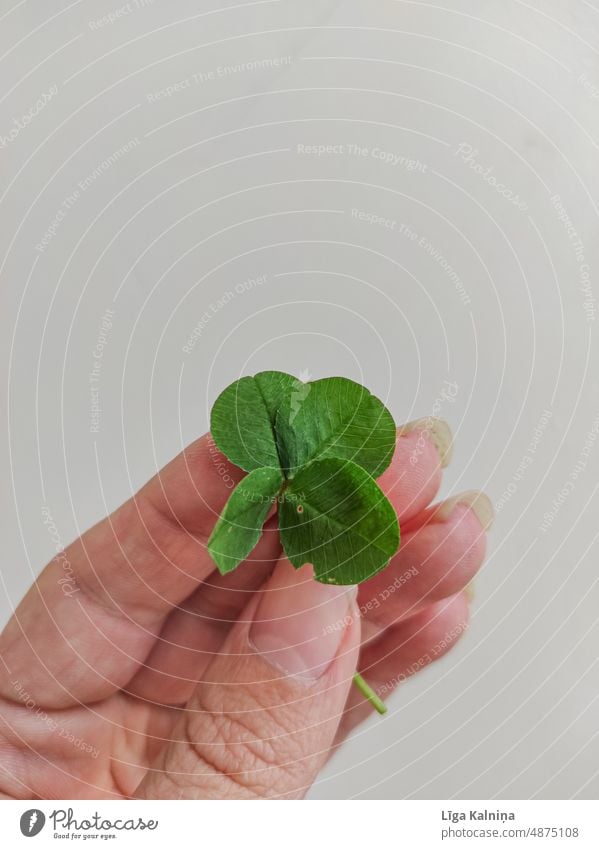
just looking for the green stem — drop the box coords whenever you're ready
[353,672,387,715]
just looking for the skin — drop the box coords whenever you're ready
[0,425,489,799]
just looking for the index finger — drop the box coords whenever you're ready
[0,435,255,708]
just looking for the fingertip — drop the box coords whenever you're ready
[434,490,495,532]
[378,426,445,522]
[398,417,454,468]
[426,502,488,601]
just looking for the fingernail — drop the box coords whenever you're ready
[464,579,476,603]
[399,417,453,468]
[435,490,495,531]
[249,561,357,682]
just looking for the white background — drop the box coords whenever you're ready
[0,0,598,799]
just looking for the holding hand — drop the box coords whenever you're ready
[0,419,491,799]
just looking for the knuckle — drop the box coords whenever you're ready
[171,685,308,798]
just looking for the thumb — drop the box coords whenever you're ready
[135,560,360,799]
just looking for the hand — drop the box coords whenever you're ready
[0,419,492,799]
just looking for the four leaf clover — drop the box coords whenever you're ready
[208,372,401,586]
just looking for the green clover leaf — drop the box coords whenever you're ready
[210,371,298,472]
[208,372,400,586]
[275,376,397,479]
[279,457,400,585]
[207,466,283,575]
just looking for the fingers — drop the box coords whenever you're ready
[135,560,360,799]
[122,421,449,706]
[128,517,281,705]
[0,435,247,708]
[336,484,492,739]
[337,592,470,741]
[75,435,248,616]
[358,492,492,638]
[378,418,449,523]
[0,419,448,711]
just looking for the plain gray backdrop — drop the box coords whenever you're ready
[1,0,598,798]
